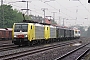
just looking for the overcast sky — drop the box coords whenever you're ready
[1,0,90,26]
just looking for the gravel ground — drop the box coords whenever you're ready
[14,37,90,60]
[14,44,79,60]
[84,51,90,60]
[0,38,81,57]
[0,37,90,60]
[0,40,12,46]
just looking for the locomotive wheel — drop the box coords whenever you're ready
[18,44,22,47]
[28,42,31,46]
[28,41,34,46]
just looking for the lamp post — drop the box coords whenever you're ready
[62,18,70,26]
[8,1,31,16]
[42,0,55,23]
[63,18,65,26]
[84,18,88,26]
[41,8,48,23]
[18,1,31,16]
[52,12,57,21]
[44,0,55,3]
[45,16,52,20]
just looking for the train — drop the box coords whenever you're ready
[12,20,80,46]
[0,28,12,40]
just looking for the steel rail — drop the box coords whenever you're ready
[0,40,79,60]
[55,43,90,60]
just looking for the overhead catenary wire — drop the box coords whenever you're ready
[29,1,57,18]
[67,3,87,8]
[56,0,89,20]
[3,0,76,19]
[55,0,86,20]
[43,1,75,19]
[79,1,90,14]
[2,0,90,21]
[56,1,75,13]
[55,0,78,20]
[4,1,43,16]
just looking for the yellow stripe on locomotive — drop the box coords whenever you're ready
[28,23,35,41]
[12,23,15,39]
[44,25,50,40]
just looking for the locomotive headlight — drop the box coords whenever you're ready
[14,35,16,37]
[25,35,27,37]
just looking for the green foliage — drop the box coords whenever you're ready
[0,4,56,28]
[0,5,23,28]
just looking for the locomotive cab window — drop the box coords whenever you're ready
[14,24,28,32]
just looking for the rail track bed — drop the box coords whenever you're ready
[0,40,19,52]
[0,37,89,60]
[0,44,18,52]
[13,38,90,60]
[55,43,90,60]
[79,44,90,60]
[0,39,82,60]
[16,42,87,60]
[0,40,12,46]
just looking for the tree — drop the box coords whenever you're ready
[0,4,56,28]
[0,5,23,28]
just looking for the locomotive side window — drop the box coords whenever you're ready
[31,26,32,29]
[75,31,77,33]
[47,27,48,30]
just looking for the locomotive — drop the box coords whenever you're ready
[12,20,80,46]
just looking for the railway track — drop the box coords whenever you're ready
[0,40,12,45]
[55,43,90,60]
[0,43,14,47]
[0,40,81,60]
[0,44,18,52]
[0,39,81,52]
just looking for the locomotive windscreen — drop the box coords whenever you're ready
[14,24,28,32]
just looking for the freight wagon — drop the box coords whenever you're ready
[0,28,12,40]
